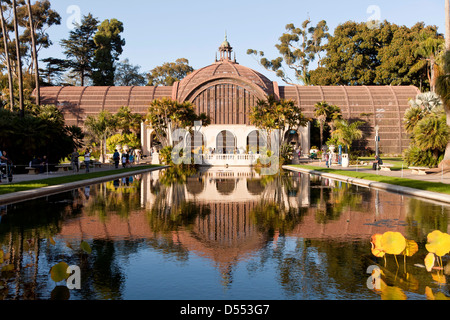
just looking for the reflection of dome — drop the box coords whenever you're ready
[246,179,265,195]
[215,179,236,195]
[186,177,204,195]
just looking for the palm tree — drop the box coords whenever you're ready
[331,119,364,153]
[0,1,14,111]
[26,0,40,106]
[413,113,450,160]
[84,110,117,163]
[314,101,328,149]
[436,51,450,160]
[12,0,24,116]
[446,0,450,51]
[413,32,444,92]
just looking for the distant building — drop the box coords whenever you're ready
[38,37,420,160]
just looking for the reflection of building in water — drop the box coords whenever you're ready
[57,170,422,286]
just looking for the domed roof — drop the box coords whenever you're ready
[175,59,274,102]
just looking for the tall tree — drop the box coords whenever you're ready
[26,0,39,105]
[0,1,14,110]
[436,51,450,161]
[12,0,23,116]
[114,58,146,86]
[147,58,193,86]
[60,13,99,86]
[92,18,125,86]
[309,21,442,89]
[247,19,329,85]
[446,0,450,51]
[39,57,67,85]
[84,110,117,163]
[412,32,444,92]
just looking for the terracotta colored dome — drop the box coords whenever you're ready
[175,59,274,102]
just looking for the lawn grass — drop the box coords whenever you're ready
[0,165,162,195]
[289,164,450,195]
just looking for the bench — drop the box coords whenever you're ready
[379,164,394,171]
[25,167,39,175]
[55,164,71,172]
[409,166,430,175]
[80,161,102,170]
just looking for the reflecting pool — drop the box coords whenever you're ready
[0,167,449,300]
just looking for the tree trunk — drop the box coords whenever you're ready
[446,0,450,51]
[0,3,14,111]
[444,108,450,160]
[26,0,40,106]
[12,0,24,117]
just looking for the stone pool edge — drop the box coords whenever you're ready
[0,166,169,205]
[283,165,450,205]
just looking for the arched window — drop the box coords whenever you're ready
[216,130,236,154]
[246,130,266,154]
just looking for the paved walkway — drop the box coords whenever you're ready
[0,161,154,184]
[299,160,450,185]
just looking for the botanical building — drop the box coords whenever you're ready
[39,38,420,159]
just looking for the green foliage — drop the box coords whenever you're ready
[247,19,329,85]
[146,98,210,147]
[147,58,194,86]
[92,18,125,86]
[329,119,364,153]
[0,106,82,169]
[60,13,99,86]
[106,132,140,153]
[309,21,442,89]
[115,58,146,86]
[403,92,449,166]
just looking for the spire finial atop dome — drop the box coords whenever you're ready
[218,32,233,61]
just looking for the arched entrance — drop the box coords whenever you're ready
[284,130,300,149]
[216,130,236,154]
[247,130,266,154]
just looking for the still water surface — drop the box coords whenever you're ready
[0,167,449,300]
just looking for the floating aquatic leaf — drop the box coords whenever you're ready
[80,241,92,254]
[48,237,56,246]
[381,232,406,255]
[50,262,69,283]
[425,253,435,272]
[0,249,3,264]
[431,273,446,285]
[370,234,385,257]
[403,239,418,257]
[1,264,13,272]
[425,230,450,257]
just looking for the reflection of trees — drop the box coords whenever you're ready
[310,179,365,224]
[250,174,307,237]
[406,198,450,239]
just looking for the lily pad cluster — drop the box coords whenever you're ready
[371,230,450,272]
[370,231,418,266]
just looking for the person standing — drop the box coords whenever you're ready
[71,148,79,173]
[121,150,128,168]
[84,149,91,173]
[113,149,120,169]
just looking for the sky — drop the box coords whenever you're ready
[40,0,445,82]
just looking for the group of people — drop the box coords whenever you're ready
[112,149,138,169]
[30,155,49,173]
[70,148,92,173]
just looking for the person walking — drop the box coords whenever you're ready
[71,148,79,173]
[84,149,91,173]
[113,149,120,168]
[121,150,128,168]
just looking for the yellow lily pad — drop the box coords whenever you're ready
[425,253,435,272]
[403,239,419,257]
[425,230,450,257]
[381,232,406,255]
[370,234,385,257]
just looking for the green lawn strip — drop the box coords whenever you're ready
[289,165,450,195]
[0,165,162,195]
